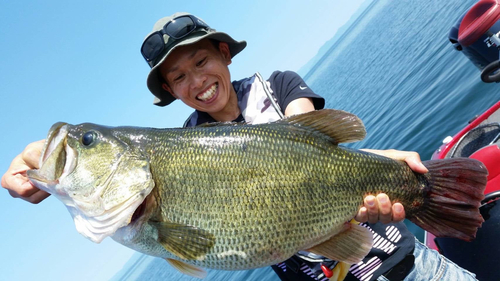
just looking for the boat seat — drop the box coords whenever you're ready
[469,144,500,194]
[449,123,500,158]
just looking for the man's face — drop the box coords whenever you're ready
[159,39,234,114]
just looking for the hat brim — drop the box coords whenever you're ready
[146,31,246,107]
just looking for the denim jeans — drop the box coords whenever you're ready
[377,239,477,281]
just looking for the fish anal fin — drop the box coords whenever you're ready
[282,109,366,144]
[308,222,373,265]
[166,258,207,279]
[331,261,351,281]
[151,221,215,260]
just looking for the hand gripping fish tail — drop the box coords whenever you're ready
[408,158,488,241]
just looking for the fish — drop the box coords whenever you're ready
[27,109,487,279]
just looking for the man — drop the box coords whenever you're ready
[2,12,476,281]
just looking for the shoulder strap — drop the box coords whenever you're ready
[255,72,284,119]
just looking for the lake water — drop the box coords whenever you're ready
[112,0,500,280]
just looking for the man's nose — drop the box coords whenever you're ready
[191,73,207,89]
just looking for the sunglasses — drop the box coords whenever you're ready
[141,15,210,67]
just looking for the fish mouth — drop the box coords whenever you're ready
[28,122,155,244]
[131,197,147,223]
[27,122,77,197]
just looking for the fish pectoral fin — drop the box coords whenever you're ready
[308,222,373,265]
[166,258,207,279]
[280,109,366,144]
[152,221,215,260]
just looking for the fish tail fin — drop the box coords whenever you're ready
[409,158,488,241]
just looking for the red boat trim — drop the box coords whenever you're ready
[427,101,500,252]
[435,100,500,159]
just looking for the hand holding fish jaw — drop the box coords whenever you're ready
[1,140,50,204]
[354,149,427,224]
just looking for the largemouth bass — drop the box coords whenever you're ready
[27,109,487,279]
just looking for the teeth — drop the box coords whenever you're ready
[197,84,217,101]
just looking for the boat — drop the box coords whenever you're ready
[424,1,500,280]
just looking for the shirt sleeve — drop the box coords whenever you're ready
[267,71,325,113]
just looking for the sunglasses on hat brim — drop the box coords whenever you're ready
[141,15,210,67]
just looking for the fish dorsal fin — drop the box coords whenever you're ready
[151,221,215,260]
[308,221,373,265]
[280,109,366,144]
[166,258,207,279]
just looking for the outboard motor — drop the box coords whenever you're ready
[450,0,500,82]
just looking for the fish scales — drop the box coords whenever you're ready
[27,109,487,277]
[139,124,422,269]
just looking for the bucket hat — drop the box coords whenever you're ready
[143,12,247,106]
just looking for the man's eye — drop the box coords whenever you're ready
[174,74,184,81]
[196,58,207,67]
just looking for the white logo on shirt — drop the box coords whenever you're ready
[299,86,307,90]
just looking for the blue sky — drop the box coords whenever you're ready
[0,1,365,280]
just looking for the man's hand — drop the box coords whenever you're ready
[1,140,50,204]
[354,149,428,223]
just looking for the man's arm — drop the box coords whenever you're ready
[284,97,316,117]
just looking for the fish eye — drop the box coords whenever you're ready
[81,131,96,146]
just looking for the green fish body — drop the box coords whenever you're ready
[27,109,487,278]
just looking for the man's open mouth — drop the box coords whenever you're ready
[197,83,218,101]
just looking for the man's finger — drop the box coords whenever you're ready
[365,195,379,224]
[392,203,405,222]
[355,206,368,222]
[17,189,50,204]
[376,194,392,224]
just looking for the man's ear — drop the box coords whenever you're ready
[162,83,177,98]
[218,42,232,65]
